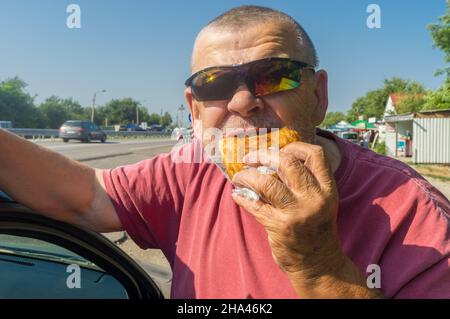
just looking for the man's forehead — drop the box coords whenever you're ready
[191,22,302,73]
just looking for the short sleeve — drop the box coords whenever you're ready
[102,142,198,263]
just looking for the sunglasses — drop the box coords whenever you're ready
[185,57,314,101]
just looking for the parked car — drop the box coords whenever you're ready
[59,120,107,143]
[0,190,168,299]
[337,131,359,144]
[147,124,165,132]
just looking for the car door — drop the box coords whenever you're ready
[0,196,163,299]
[89,123,99,139]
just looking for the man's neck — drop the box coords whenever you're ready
[315,134,342,174]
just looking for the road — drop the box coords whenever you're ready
[32,138,176,162]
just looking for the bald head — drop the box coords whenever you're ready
[191,5,318,72]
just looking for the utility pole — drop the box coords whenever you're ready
[178,104,185,128]
[136,103,139,127]
[91,89,106,123]
[137,99,147,128]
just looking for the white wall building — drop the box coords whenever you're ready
[385,110,450,164]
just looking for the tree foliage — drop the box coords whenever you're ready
[0,79,173,129]
[37,96,84,128]
[160,112,173,127]
[428,0,450,78]
[320,111,346,128]
[0,77,40,127]
[422,79,450,110]
[346,77,426,121]
[395,94,428,114]
[425,1,450,110]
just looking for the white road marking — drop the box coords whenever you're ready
[130,143,175,151]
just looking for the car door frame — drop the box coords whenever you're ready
[0,207,163,299]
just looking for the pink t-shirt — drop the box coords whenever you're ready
[103,129,450,298]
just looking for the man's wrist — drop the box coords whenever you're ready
[285,249,383,299]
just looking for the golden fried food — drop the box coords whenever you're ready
[219,127,300,179]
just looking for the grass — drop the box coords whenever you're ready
[398,158,450,182]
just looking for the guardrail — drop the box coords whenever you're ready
[106,131,171,139]
[6,128,171,140]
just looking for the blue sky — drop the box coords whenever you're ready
[0,0,447,121]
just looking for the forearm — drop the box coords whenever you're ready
[288,254,383,299]
[0,129,96,225]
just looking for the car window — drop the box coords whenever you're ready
[0,234,99,270]
[63,121,81,128]
[0,234,128,299]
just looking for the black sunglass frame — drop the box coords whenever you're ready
[184,57,315,100]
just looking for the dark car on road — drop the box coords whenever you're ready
[59,120,107,143]
[147,124,165,132]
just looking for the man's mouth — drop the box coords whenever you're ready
[224,127,275,137]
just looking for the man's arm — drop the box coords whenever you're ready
[0,129,122,232]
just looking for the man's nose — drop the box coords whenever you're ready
[227,83,264,118]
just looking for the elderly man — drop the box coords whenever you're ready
[0,6,449,299]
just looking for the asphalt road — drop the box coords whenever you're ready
[32,138,176,162]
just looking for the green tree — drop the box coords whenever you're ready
[160,112,173,127]
[320,111,346,128]
[0,77,41,128]
[147,113,161,125]
[395,94,428,114]
[38,96,85,128]
[137,107,151,124]
[428,0,450,78]
[424,1,450,110]
[422,79,450,110]
[347,77,426,121]
[103,98,140,125]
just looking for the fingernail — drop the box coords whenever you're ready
[256,166,277,175]
[232,187,260,201]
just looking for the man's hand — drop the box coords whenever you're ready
[231,141,382,298]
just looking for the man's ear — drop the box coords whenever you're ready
[312,69,329,126]
[185,87,200,122]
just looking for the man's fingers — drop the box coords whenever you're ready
[242,147,320,194]
[281,142,334,192]
[232,167,296,209]
[231,190,270,224]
